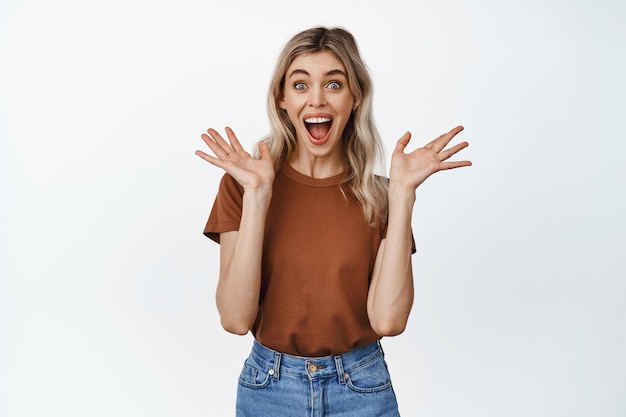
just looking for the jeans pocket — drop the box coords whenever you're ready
[346,356,393,393]
[238,359,272,389]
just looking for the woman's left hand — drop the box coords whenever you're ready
[389,125,472,193]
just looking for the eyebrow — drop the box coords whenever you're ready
[287,69,347,79]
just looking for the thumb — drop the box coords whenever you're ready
[258,140,271,160]
[394,132,412,153]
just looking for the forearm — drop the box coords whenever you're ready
[368,182,415,336]
[216,188,271,334]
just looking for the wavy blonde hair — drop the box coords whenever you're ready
[259,26,388,225]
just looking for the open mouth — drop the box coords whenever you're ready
[304,117,332,143]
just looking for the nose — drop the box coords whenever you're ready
[308,86,326,107]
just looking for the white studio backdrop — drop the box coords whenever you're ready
[1,0,624,416]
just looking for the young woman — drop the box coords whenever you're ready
[196,26,471,417]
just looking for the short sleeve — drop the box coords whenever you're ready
[203,173,244,243]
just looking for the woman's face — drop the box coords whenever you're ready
[279,51,355,167]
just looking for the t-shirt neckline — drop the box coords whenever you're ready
[281,162,347,187]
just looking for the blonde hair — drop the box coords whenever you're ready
[260,26,388,225]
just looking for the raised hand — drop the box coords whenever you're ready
[389,125,471,193]
[195,127,275,192]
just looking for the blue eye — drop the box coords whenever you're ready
[294,82,307,90]
[327,81,341,90]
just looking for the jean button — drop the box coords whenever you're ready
[307,363,318,373]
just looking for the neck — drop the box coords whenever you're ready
[287,153,346,178]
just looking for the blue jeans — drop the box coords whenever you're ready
[236,339,401,416]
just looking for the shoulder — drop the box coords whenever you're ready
[212,173,245,209]
[218,173,244,194]
[374,174,389,184]
[372,174,389,191]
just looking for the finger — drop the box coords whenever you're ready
[201,132,230,159]
[258,140,272,160]
[196,149,249,179]
[195,149,227,168]
[438,160,472,171]
[225,126,244,152]
[206,128,233,154]
[438,141,469,162]
[394,132,412,153]
[427,125,464,153]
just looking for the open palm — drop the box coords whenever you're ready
[195,127,275,191]
[390,126,471,191]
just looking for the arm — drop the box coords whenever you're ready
[196,127,274,335]
[367,126,471,336]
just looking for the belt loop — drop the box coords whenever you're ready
[272,352,282,381]
[334,355,346,385]
[377,340,385,357]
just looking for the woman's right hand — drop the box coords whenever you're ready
[195,127,275,193]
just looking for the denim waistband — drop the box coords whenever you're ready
[247,339,385,383]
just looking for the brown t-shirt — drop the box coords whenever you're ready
[204,163,387,356]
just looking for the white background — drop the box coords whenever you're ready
[1,0,625,416]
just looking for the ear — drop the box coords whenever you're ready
[278,96,286,110]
